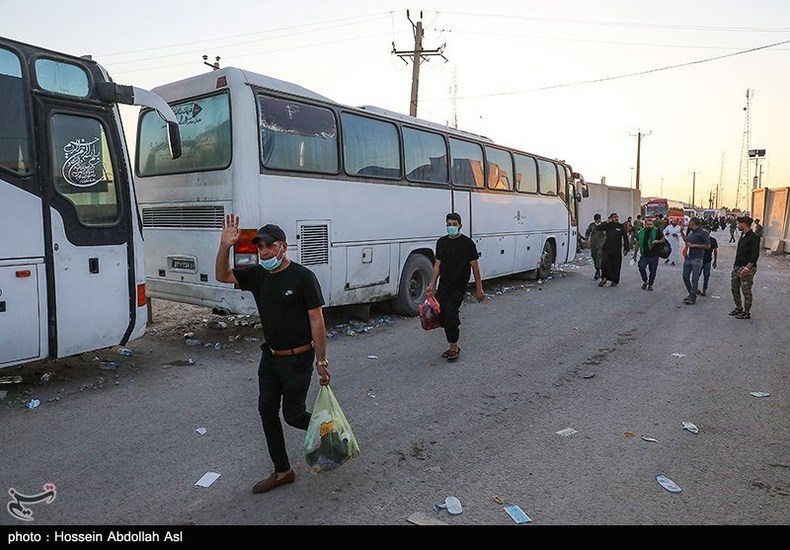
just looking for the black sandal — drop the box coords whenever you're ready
[441,348,452,359]
[735,311,751,319]
[729,307,743,316]
[446,348,460,361]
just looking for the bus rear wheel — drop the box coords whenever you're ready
[391,254,433,316]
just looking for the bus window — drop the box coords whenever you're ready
[0,48,32,175]
[35,58,89,97]
[403,127,447,184]
[51,113,119,226]
[138,92,230,176]
[449,138,484,188]
[557,163,566,202]
[514,154,537,193]
[341,112,400,179]
[485,147,513,191]
[537,159,557,196]
[259,94,337,174]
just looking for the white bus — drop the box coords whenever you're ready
[0,37,181,368]
[135,67,586,316]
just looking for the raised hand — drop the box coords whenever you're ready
[221,214,240,247]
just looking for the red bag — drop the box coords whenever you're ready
[418,296,441,330]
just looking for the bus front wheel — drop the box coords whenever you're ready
[392,254,433,316]
[536,240,555,280]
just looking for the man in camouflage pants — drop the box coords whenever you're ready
[585,213,606,280]
[729,216,760,320]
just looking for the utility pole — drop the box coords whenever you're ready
[629,130,651,192]
[660,177,664,197]
[392,10,447,117]
[689,171,700,209]
[717,152,725,209]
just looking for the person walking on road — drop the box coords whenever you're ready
[653,214,668,234]
[728,216,738,243]
[679,217,711,305]
[699,224,718,296]
[425,212,485,362]
[632,217,666,291]
[630,214,644,249]
[730,216,760,320]
[585,213,606,280]
[215,215,330,494]
[596,213,630,287]
[663,218,683,266]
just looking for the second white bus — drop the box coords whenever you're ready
[135,67,587,316]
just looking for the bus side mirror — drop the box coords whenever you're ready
[575,192,583,202]
[581,185,589,198]
[167,121,182,160]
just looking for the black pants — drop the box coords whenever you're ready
[258,348,314,472]
[601,248,624,284]
[437,287,465,344]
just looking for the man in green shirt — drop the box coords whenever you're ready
[632,217,666,291]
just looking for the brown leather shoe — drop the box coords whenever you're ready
[252,470,295,494]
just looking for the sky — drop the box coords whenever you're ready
[3,0,788,210]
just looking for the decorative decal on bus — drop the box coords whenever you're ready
[62,137,102,187]
[173,103,203,125]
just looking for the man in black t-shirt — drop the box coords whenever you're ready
[216,214,329,494]
[425,212,485,362]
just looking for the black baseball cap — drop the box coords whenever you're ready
[251,224,286,244]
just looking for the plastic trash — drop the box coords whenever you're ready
[671,353,686,358]
[27,399,40,409]
[750,391,770,398]
[642,436,658,443]
[304,386,360,474]
[0,390,7,400]
[187,358,195,365]
[656,473,682,493]
[118,348,134,356]
[556,427,577,437]
[504,504,532,524]
[214,343,222,350]
[682,421,699,434]
[367,355,378,359]
[185,339,201,346]
[434,496,462,515]
[0,376,22,384]
[183,332,195,339]
[207,320,227,330]
[99,361,118,370]
[195,427,207,435]
[582,372,596,379]
[195,471,220,488]
[39,372,53,385]
[407,512,447,525]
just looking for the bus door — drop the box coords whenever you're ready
[32,59,137,358]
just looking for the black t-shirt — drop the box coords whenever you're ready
[703,236,718,263]
[233,262,325,350]
[436,234,479,291]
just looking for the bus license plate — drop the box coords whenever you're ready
[168,256,196,272]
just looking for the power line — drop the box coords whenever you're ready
[426,38,790,101]
[434,28,790,51]
[97,12,396,58]
[438,11,790,32]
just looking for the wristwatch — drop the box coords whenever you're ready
[316,359,329,368]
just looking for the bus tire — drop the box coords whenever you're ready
[536,240,555,280]
[391,254,434,316]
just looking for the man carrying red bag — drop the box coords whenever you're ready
[425,212,485,362]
